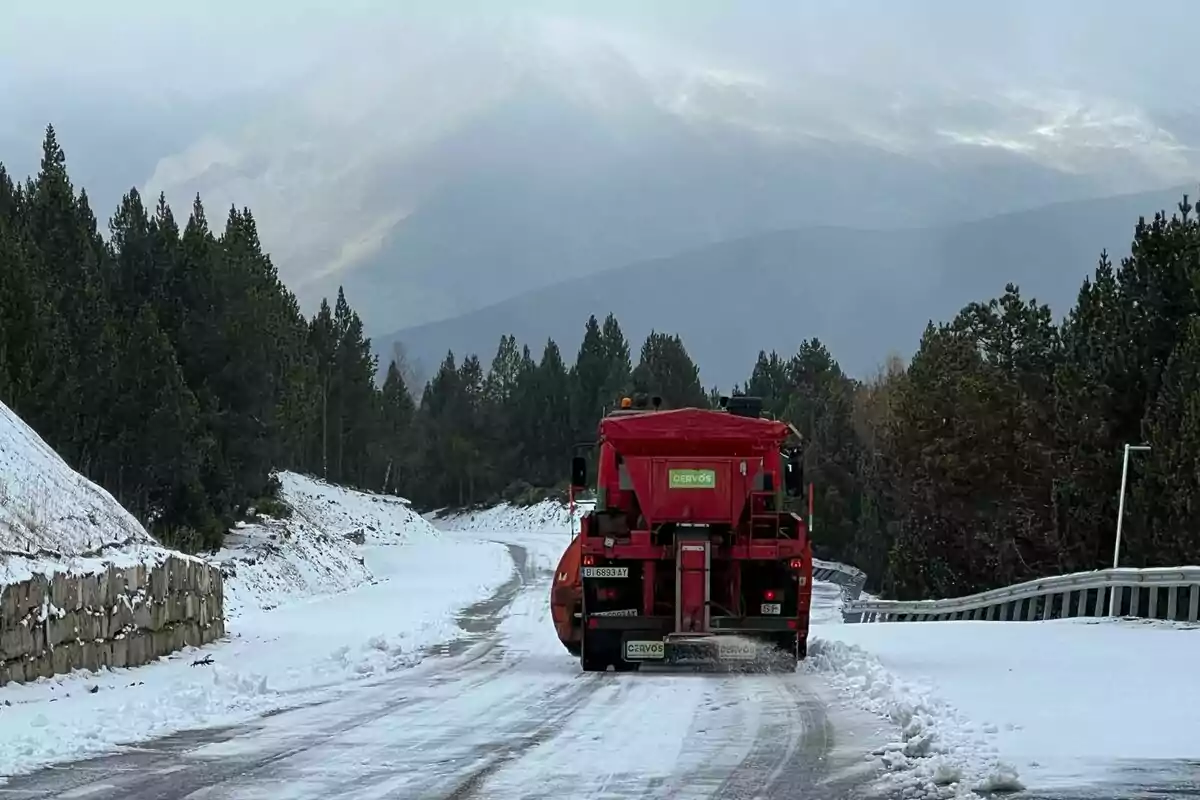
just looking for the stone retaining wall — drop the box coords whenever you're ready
[0,555,225,685]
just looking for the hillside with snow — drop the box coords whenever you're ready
[0,401,154,558]
[213,471,443,616]
[0,401,511,774]
[431,499,583,534]
[0,400,188,587]
[0,395,449,621]
[0,463,513,779]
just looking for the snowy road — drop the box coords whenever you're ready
[0,540,887,800]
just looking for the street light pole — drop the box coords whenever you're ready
[1109,443,1151,616]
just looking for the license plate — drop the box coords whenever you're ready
[591,608,638,617]
[582,566,628,578]
[717,639,757,660]
[761,602,781,615]
[624,640,665,659]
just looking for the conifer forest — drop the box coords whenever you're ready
[3,126,1199,600]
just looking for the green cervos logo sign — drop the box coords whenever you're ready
[668,468,717,489]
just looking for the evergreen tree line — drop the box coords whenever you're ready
[0,128,411,552]
[741,196,1200,600]
[5,128,1200,601]
[0,127,713,553]
[409,195,1200,602]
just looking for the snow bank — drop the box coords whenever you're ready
[807,578,1022,798]
[211,471,439,617]
[804,634,1024,798]
[808,574,1200,797]
[273,471,436,546]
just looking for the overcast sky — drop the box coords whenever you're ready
[2,0,1196,335]
[4,0,1198,106]
[4,1,1197,266]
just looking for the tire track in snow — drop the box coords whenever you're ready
[711,677,833,799]
[0,535,886,800]
[0,546,538,800]
[458,670,844,800]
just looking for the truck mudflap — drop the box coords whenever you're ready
[621,633,797,671]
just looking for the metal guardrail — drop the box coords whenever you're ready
[842,566,1200,624]
[812,557,869,611]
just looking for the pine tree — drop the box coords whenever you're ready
[1133,317,1200,566]
[570,315,609,440]
[378,362,416,495]
[631,330,706,408]
[599,313,632,405]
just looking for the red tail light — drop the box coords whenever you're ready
[763,589,777,601]
[789,558,804,570]
[582,555,595,566]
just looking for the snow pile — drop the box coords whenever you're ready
[804,636,1024,798]
[434,498,590,534]
[817,617,1200,794]
[211,471,441,617]
[0,401,153,557]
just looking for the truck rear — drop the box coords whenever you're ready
[551,395,813,672]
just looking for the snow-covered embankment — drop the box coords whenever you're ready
[1,396,514,780]
[0,400,225,686]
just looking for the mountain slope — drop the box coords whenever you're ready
[136,16,1200,336]
[329,101,1117,333]
[379,184,1196,388]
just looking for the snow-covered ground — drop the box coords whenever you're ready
[0,531,512,779]
[811,612,1200,797]
[443,501,1200,799]
[803,580,1200,798]
[0,396,517,782]
[8,449,1200,799]
[212,471,447,617]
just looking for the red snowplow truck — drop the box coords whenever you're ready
[550,395,813,672]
